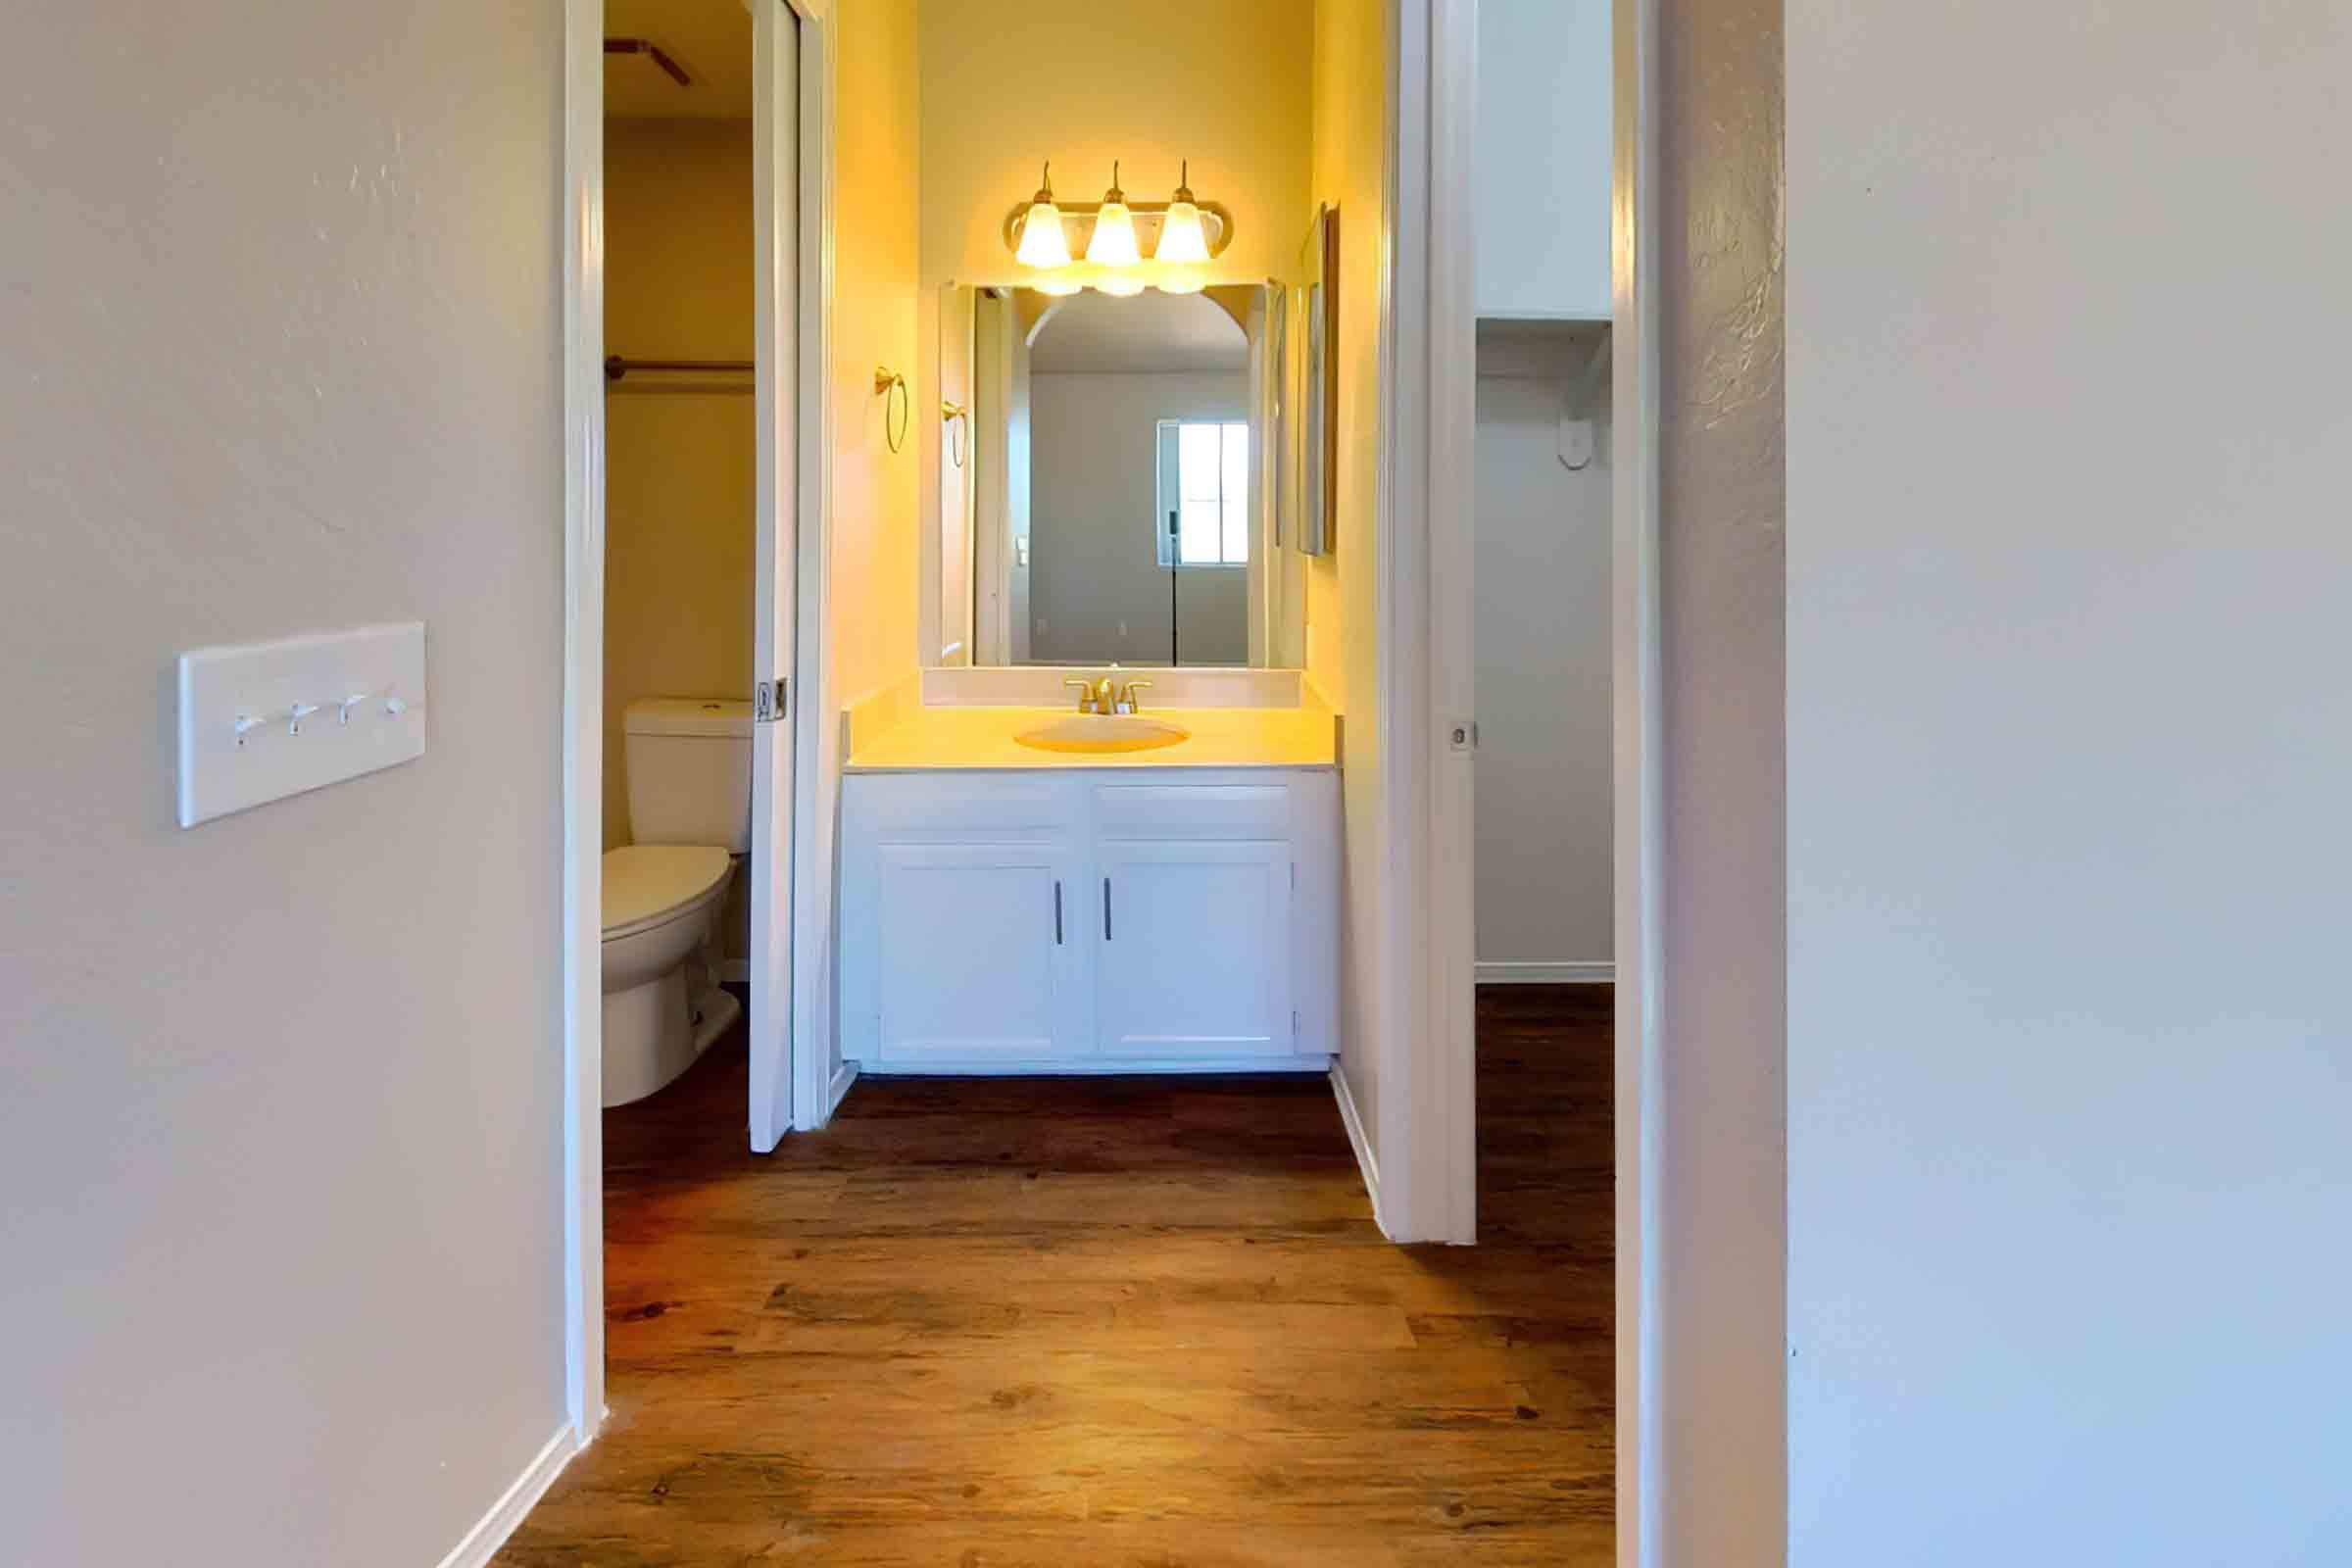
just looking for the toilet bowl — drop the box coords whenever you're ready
[601,844,740,1107]
[602,696,756,1107]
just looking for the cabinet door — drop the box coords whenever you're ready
[874,843,1085,1061]
[1096,840,1295,1057]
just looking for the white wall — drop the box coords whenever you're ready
[1477,0,1611,319]
[1028,371,1250,666]
[1473,341,1611,974]
[0,5,568,1563]
[1788,3,2352,1563]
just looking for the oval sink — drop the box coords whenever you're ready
[1014,714,1192,755]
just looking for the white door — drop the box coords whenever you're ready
[746,1,801,1152]
[1096,841,1295,1056]
[873,843,1088,1060]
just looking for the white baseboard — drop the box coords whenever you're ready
[851,1055,1334,1077]
[1329,1063,1385,1233]
[1476,960,1614,985]
[825,1058,858,1120]
[435,1423,578,1568]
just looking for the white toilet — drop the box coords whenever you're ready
[602,697,753,1107]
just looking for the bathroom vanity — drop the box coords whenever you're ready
[839,707,1338,1075]
[841,262,1346,1078]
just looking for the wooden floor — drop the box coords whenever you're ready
[499,985,1612,1566]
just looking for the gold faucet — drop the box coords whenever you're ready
[1061,672,1149,714]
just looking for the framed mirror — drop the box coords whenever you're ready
[932,280,1305,668]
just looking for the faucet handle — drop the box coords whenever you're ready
[1063,677,1096,713]
[1118,679,1153,714]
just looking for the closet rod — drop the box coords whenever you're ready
[605,356,753,382]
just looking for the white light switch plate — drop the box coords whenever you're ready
[176,622,427,828]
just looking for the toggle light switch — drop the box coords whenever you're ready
[176,622,427,827]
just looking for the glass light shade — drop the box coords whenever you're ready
[1031,270,1084,297]
[1093,268,1147,298]
[1155,201,1212,265]
[1086,202,1143,269]
[1153,263,1206,295]
[1015,201,1071,269]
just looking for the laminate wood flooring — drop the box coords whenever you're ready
[496,984,1613,1565]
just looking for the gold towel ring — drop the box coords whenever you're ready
[874,368,909,453]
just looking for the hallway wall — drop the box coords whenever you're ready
[1647,0,1788,1557]
[1788,2,2352,1560]
[0,4,569,1561]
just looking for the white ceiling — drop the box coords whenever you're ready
[1026,290,1249,375]
[606,0,753,121]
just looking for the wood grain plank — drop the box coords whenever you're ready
[497,985,1613,1564]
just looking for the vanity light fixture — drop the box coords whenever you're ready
[1002,160,1236,294]
[1085,163,1143,269]
[1013,163,1072,270]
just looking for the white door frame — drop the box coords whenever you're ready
[1369,0,1478,1246]
[785,0,846,1140]
[559,0,836,1447]
[1382,0,1665,1562]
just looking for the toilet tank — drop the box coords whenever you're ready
[623,698,755,851]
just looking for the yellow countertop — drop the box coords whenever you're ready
[846,704,1338,771]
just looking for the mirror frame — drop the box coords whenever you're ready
[1299,203,1340,558]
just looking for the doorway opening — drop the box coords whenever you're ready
[538,3,1665,1560]
[599,0,761,1115]
[559,0,827,1446]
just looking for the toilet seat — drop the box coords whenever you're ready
[602,844,732,941]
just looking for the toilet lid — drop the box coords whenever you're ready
[603,845,731,939]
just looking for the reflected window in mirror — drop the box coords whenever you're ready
[1157,420,1250,568]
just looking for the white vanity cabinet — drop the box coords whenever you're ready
[871,839,1088,1059]
[840,768,1339,1073]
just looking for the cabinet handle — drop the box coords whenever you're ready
[1102,877,1113,942]
[1054,880,1063,945]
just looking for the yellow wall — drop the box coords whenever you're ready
[913,0,1313,674]
[604,119,757,850]
[915,0,1315,292]
[1306,0,1384,717]
[831,0,925,706]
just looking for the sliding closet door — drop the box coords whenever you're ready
[746,0,801,1153]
